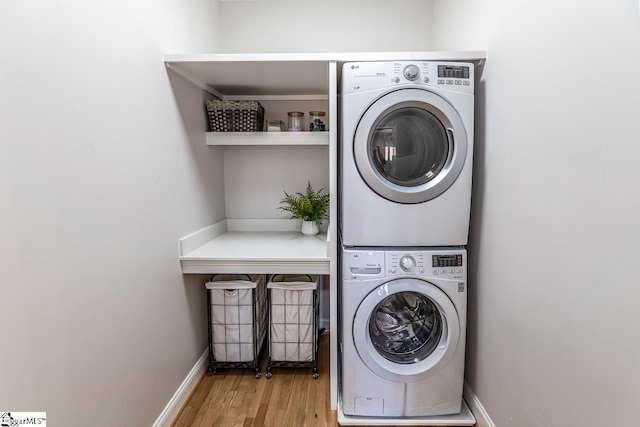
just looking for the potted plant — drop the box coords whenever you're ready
[279,181,330,236]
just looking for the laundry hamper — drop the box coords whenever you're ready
[266,274,324,379]
[205,274,267,378]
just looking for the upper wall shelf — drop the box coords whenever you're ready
[165,54,331,97]
[164,51,486,97]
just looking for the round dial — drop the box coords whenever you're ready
[400,256,416,271]
[403,65,420,81]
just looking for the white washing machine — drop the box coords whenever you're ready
[340,61,475,247]
[340,246,467,418]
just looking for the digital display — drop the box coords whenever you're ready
[432,254,463,267]
[438,65,470,79]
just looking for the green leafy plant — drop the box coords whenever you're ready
[279,181,330,226]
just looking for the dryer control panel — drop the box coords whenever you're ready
[341,61,474,95]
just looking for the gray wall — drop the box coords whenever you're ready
[0,1,222,425]
[432,0,640,425]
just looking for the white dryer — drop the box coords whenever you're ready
[340,246,467,418]
[340,61,475,247]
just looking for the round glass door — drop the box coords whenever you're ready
[354,89,468,204]
[369,291,443,364]
[352,278,460,383]
[369,108,449,188]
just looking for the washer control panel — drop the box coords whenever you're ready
[343,248,466,280]
[385,250,465,280]
[341,61,474,95]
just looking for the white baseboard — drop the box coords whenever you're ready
[153,348,209,427]
[463,381,495,427]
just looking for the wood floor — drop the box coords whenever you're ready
[172,333,475,427]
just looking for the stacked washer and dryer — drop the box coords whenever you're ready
[338,61,475,423]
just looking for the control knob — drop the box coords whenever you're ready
[400,256,416,271]
[403,65,420,81]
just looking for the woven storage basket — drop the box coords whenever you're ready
[206,100,265,132]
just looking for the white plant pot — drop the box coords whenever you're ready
[301,220,319,236]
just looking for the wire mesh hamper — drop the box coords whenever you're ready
[205,100,265,132]
[266,274,324,379]
[205,274,267,378]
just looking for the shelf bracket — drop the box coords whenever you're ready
[165,62,224,99]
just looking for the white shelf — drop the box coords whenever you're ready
[206,131,329,146]
[165,55,330,97]
[179,221,330,275]
[164,51,486,97]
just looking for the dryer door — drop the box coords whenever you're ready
[352,278,460,383]
[354,88,467,204]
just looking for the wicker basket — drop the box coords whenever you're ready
[206,100,265,132]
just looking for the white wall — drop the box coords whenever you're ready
[0,1,222,425]
[432,1,640,426]
[217,0,434,53]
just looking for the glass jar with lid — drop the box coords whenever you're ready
[309,111,326,131]
[287,111,304,132]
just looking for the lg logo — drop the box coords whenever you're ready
[350,65,359,70]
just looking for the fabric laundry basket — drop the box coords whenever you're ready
[205,274,267,378]
[266,274,322,379]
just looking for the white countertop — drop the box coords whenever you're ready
[179,222,330,274]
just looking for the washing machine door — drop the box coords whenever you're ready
[353,278,460,383]
[354,88,468,204]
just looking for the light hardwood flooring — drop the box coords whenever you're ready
[172,334,476,427]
